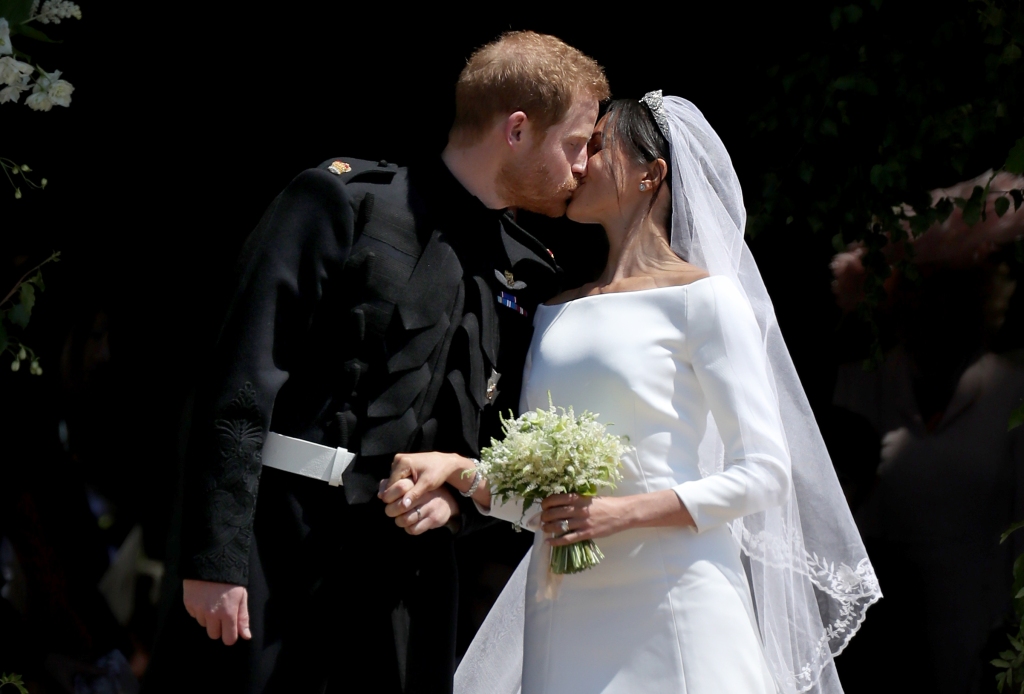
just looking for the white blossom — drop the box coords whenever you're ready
[46,77,72,106]
[0,57,34,86]
[25,89,52,110]
[0,74,31,104]
[26,69,73,110]
[34,0,81,24]
[0,18,12,56]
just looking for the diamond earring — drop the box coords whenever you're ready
[639,183,647,191]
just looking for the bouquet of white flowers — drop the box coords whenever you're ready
[477,395,627,575]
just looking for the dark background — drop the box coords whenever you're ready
[3,2,1022,689]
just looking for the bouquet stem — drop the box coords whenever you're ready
[550,539,605,575]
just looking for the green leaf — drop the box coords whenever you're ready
[834,74,879,95]
[0,0,34,24]
[1006,138,1024,176]
[0,672,28,694]
[1010,400,1024,432]
[7,283,34,328]
[935,197,955,222]
[1003,43,1022,64]
[799,161,814,184]
[7,304,29,329]
[842,4,864,23]
[12,23,58,43]
[1013,552,1024,581]
[996,196,1011,218]
[18,282,33,310]
[995,660,1013,668]
[962,186,985,225]
[26,271,44,292]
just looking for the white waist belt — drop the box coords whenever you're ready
[261,432,356,487]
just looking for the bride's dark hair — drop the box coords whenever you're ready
[602,98,672,228]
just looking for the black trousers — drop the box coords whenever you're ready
[144,468,458,694]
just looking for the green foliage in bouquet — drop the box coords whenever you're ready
[477,394,627,575]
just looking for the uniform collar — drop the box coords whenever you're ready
[413,157,507,227]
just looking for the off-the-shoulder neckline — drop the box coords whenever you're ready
[540,275,717,308]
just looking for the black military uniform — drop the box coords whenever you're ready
[145,157,560,693]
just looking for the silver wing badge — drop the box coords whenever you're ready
[495,269,527,290]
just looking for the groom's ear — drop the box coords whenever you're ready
[504,111,530,149]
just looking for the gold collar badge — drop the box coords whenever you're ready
[495,269,527,290]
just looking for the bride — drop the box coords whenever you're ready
[380,93,880,694]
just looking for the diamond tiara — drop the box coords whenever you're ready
[640,89,669,138]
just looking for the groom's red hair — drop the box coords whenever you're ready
[451,31,610,144]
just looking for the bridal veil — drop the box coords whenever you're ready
[455,94,880,694]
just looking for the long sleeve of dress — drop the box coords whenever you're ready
[673,278,792,533]
[180,168,356,586]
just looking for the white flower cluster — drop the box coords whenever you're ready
[0,55,33,103]
[30,0,81,24]
[0,17,13,55]
[478,396,626,518]
[0,17,75,109]
[25,69,72,110]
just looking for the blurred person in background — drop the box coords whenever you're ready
[0,290,165,693]
[829,172,1024,694]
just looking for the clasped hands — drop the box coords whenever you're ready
[378,451,466,535]
[378,451,629,545]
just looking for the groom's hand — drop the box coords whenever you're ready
[182,579,251,646]
[382,478,460,535]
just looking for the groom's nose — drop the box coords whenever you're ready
[571,148,588,177]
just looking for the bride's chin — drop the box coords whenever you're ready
[566,200,588,224]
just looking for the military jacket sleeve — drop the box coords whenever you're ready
[180,167,357,586]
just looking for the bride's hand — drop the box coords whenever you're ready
[379,451,465,508]
[540,494,630,545]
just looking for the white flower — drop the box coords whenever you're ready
[0,57,34,86]
[26,69,72,110]
[25,90,52,110]
[46,76,72,107]
[0,18,12,56]
[0,74,31,104]
[34,0,81,24]
[0,85,21,103]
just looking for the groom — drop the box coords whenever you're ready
[145,31,608,694]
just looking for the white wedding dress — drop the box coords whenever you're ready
[480,276,790,694]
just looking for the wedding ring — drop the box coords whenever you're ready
[558,520,569,533]
[413,507,422,519]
